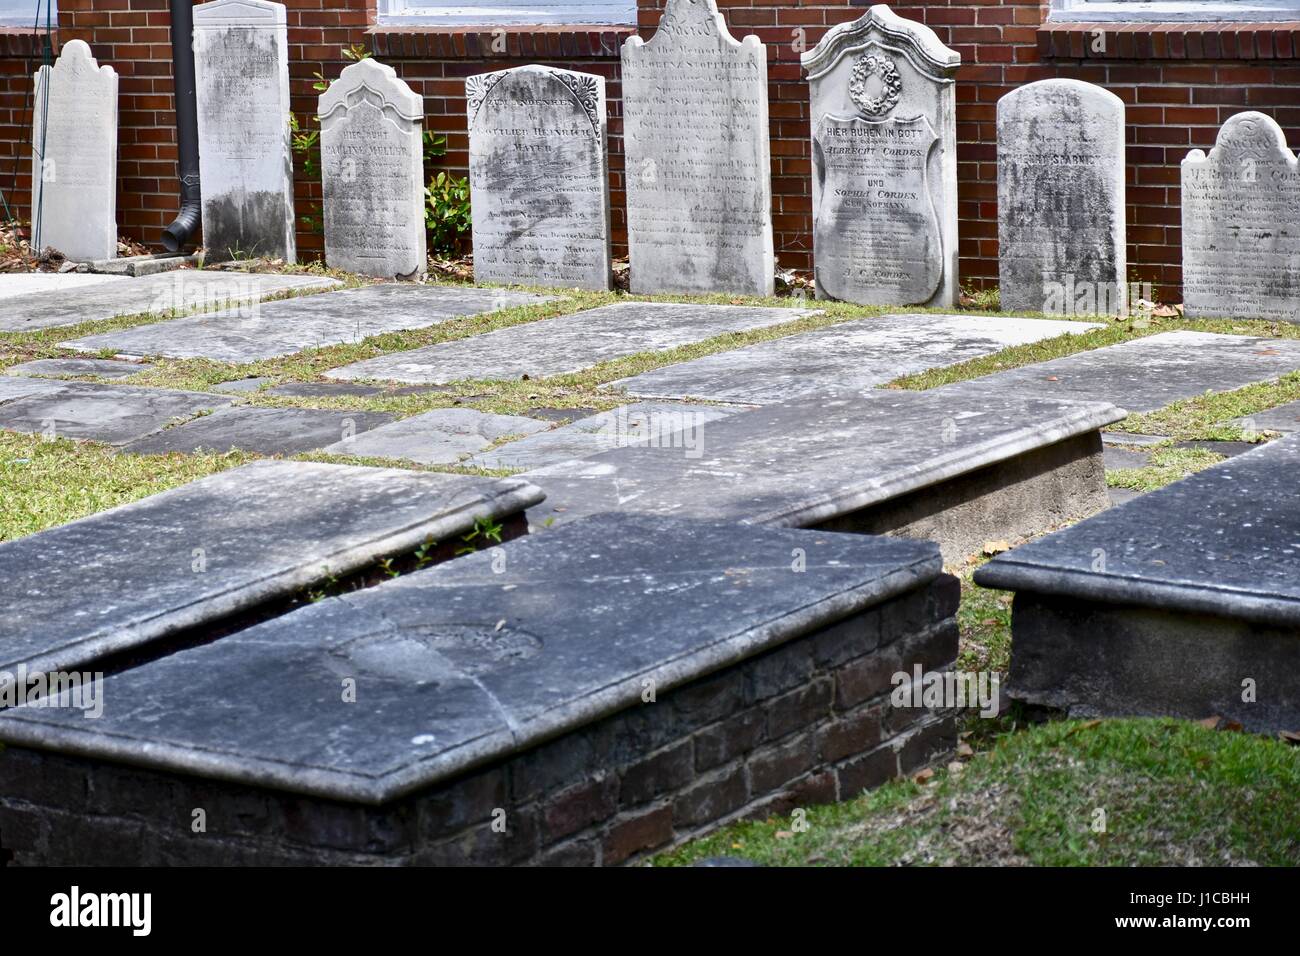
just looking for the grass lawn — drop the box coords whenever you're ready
[654,718,1300,866]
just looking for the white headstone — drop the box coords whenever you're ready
[467,65,611,291]
[31,40,118,262]
[1182,111,1300,323]
[621,0,774,296]
[319,58,426,279]
[997,79,1126,316]
[193,0,296,263]
[802,5,960,307]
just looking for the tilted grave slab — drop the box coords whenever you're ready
[61,284,555,363]
[0,459,543,681]
[0,514,958,865]
[975,436,1300,733]
[118,406,398,455]
[0,271,338,333]
[525,390,1123,563]
[0,382,234,445]
[935,331,1300,413]
[325,301,814,384]
[610,313,1102,404]
[464,402,740,471]
[322,407,550,464]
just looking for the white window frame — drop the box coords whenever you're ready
[376,0,635,27]
[0,0,56,28]
[1049,0,1300,22]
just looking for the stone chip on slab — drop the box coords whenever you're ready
[0,459,545,678]
[60,284,555,363]
[0,513,942,803]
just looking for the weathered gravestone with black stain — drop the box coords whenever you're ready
[319,58,426,279]
[802,5,960,307]
[997,79,1126,315]
[0,514,958,865]
[976,435,1300,733]
[621,0,774,296]
[467,65,611,291]
[193,0,296,262]
[1182,111,1300,323]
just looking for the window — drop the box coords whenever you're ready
[376,0,635,27]
[1049,0,1300,21]
[0,0,56,28]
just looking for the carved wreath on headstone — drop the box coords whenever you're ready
[849,52,902,118]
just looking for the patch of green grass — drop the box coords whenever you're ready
[1107,445,1226,492]
[0,431,253,542]
[956,563,1013,676]
[654,718,1300,866]
[1115,370,1300,441]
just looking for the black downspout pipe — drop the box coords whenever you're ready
[161,0,200,253]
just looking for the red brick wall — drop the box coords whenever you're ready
[2,1,1298,300]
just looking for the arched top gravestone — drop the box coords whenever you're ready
[318,58,426,279]
[1182,111,1300,323]
[31,39,118,262]
[620,0,774,297]
[997,79,1126,315]
[802,5,960,308]
[466,65,612,291]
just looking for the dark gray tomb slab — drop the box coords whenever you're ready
[325,301,813,384]
[0,382,234,445]
[975,435,1300,733]
[0,271,338,332]
[0,459,544,679]
[525,390,1123,563]
[61,284,557,363]
[118,406,398,455]
[936,331,1300,413]
[0,513,959,865]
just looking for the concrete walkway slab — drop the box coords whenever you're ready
[0,460,544,678]
[119,406,397,455]
[0,271,338,332]
[325,301,815,384]
[610,314,1102,404]
[60,284,555,362]
[0,381,232,444]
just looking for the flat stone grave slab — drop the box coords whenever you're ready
[322,407,549,464]
[975,435,1300,732]
[0,377,72,404]
[611,314,1101,404]
[0,271,338,333]
[211,377,273,394]
[61,284,555,363]
[1102,446,1151,470]
[0,459,544,679]
[118,406,398,455]
[937,331,1300,413]
[326,301,814,384]
[0,382,232,445]
[0,273,123,300]
[1235,399,1300,435]
[0,513,948,849]
[1101,432,1169,447]
[266,381,386,398]
[465,402,740,471]
[5,358,152,380]
[525,390,1123,563]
